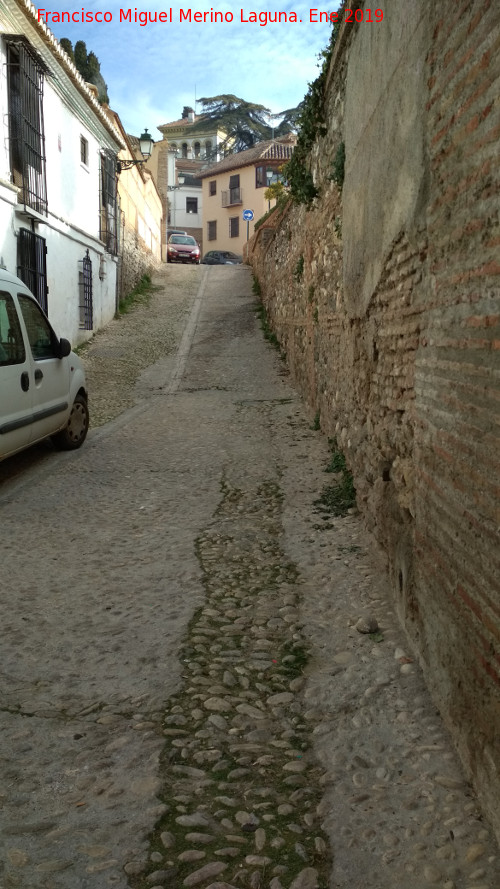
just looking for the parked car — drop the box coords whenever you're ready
[202,251,243,265]
[167,229,187,238]
[0,267,89,461]
[167,235,201,264]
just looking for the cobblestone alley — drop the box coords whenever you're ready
[0,265,498,889]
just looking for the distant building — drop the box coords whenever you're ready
[147,106,229,258]
[199,135,296,257]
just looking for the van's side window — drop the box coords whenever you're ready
[18,294,57,360]
[0,292,25,365]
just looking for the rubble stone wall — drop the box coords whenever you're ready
[250,0,500,837]
[119,223,161,302]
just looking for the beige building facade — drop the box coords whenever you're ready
[199,137,295,257]
[104,109,162,300]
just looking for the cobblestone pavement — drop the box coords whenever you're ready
[0,265,498,889]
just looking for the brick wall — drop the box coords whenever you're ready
[250,0,500,837]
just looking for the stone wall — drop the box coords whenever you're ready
[118,221,161,303]
[250,0,500,837]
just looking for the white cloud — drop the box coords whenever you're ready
[47,0,340,134]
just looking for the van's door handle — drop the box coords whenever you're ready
[34,369,43,382]
[20,372,30,392]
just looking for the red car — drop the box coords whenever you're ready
[167,235,201,264]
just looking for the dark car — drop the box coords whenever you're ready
[202,250,243,265]
[167,235,201,264]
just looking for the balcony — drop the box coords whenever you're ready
[221,187,242,207]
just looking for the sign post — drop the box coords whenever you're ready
[243,208,254,241]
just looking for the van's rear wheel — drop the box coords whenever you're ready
[52,394,89,450]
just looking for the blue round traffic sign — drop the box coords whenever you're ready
[243,209,254,221]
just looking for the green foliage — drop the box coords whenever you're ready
[315,437,356,517]
[293,255,304,282]
[62,39,109,104]
[264,180,286,204]
[254,298,280,351]
[254,192,290,231]
[283,2,346,205]
[325,438,346,473]
[59,38,74,62]
[117,274,153,316]
[330,141,346,188]
[191,95,301,159]
[251,274,262,297]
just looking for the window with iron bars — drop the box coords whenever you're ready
[99,151,118,255]
[5,37,48,216]
[207,220,217,241]
[17,228,48,313]
[79,250,93,330]
[229,217,239,238]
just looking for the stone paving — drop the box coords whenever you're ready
[0,265,498,889]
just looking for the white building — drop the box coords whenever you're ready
[148,106,229,258]
[0,0,124,344]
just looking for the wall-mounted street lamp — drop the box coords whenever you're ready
[167,174,185,191]
[116,128,154,173]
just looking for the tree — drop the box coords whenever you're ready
[191,94,299,157]
[61,39,109,104]
[59,38,74,63]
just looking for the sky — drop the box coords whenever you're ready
[43,0,342,137]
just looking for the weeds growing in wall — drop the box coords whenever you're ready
[283,1,346,205]
[253,274,281,351]
[314,437,356,517]
[117,273,154,316]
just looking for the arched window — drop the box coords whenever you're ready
[194,142,201,158]
[181,142,188,158]
[205,140,212,158]
[170,143,177,153]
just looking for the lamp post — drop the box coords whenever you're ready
[266,168,273,210]
[116,128,153,173]
[167,174,185,228]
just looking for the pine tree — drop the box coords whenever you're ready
[191,95,298,156]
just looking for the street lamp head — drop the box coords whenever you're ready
[139,128,153,159]
[117,127,153,173]
[178,174,185,186]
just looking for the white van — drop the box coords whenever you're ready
[0,267,89,461]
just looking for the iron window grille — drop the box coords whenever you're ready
[79,249,93,330]
[17,227,48,313]
[209,180,216,196]
[229,217,239,238]
[186,197,198,214]
[207,221,217,241]
[5,36,48,216]
[99,151,118,255]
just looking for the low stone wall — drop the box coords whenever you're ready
[119,223,161,303]
[250,0,500,838]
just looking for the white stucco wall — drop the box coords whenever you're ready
[0,7,123,344]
